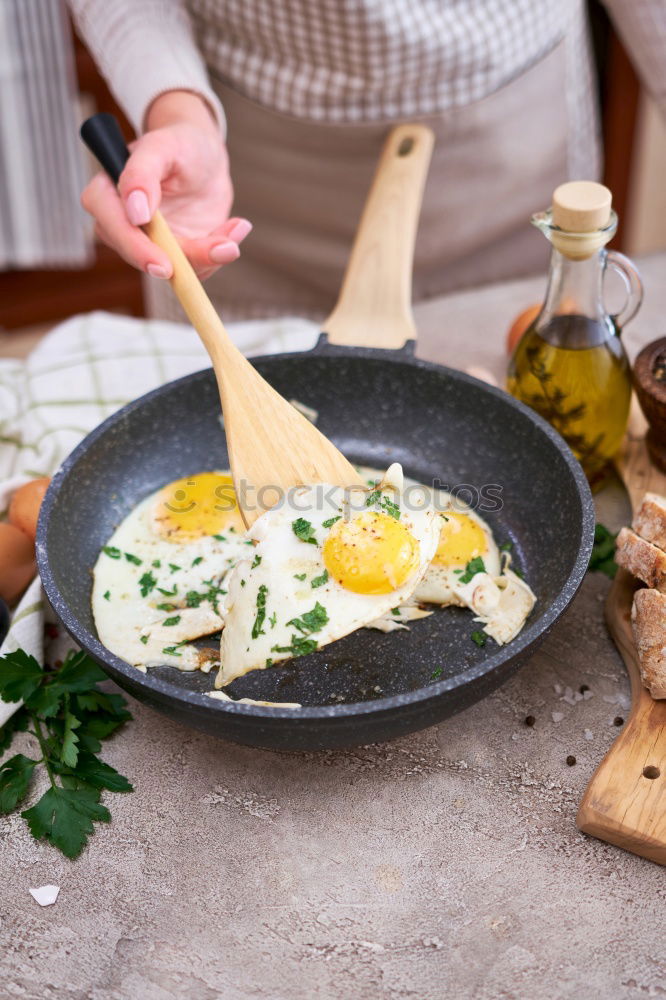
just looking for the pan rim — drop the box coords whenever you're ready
[36,348,595,723]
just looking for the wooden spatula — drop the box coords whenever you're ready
[577,398,666,865]
[81,115,433,525]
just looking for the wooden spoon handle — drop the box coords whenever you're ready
[324,123,435,349]
[577,570,666,865]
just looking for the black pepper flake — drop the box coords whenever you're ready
[566,755,576,766]
[524,715,536,727]
[579,684,590,694]
[613,716,624,727]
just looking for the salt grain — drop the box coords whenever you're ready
[29,885,59,907]
[551,711,564,723]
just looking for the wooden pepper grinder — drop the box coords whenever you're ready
[633,337,666,473]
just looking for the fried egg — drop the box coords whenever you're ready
[92,471,250,671]
[414,507,501,606]
[215,464,439,687]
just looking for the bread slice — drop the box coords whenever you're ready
[631,588,666,699]
[615,527,666,592]
[633,492,666,552]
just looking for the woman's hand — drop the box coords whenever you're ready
[81,91,250,281]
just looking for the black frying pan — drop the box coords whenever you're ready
[35,118,594,750]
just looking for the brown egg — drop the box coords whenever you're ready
[0,522,36,603]
[506,304,541,355]
[9,476,51,541]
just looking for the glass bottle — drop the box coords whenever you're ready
[507,181,643,487]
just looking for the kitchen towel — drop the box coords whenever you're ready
[0,310,319,727]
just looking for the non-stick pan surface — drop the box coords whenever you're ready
[37,337,594,750]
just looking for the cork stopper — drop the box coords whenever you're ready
[550,181,613,259]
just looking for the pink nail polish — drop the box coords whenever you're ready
[227,219,253,243]
[126,190,151,226]
[210,242,240,264]
[147,263,170,279]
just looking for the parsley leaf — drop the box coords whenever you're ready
[124,552,142,565]
[162,615,181,627]
[457,556,486,584]
[252,584,268,639]
[103,590,111,601]
[322,516,341,529]
[431,667,443,680]
[0,754,37,814]
[157,585,177,597]
[102,546,121,559]
[139,635,149,645]
[251,554,262,569]
[139,571,157,597]
[162,645,182,657]
[168,563,181,573]
[22,785,111,860]
[294,573,307,581]
[192,556,204,567]
[271,637,318,658]
[152,559,161,568]
[365,490,381,506]
[269,612,277,629]
[185,591,202,608]
[380,496,401,520]
[588,522,618,579]
[0,649,44,703]
[471,630,487,647]
[311,570,328,588]
[156,602,176,611]
[292,518,317,544]
[60,707,81,768]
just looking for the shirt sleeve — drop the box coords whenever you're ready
[68,0,226,135]
[602,0,666,113]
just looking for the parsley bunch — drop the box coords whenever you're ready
[0,649,133,858]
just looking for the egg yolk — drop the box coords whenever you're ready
[322,511,420,595]
[153,472,245,541]
[433,511,487,568]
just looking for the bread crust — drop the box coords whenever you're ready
[615,526,666,592]
[632,492,666,552]
[631,588,666,699]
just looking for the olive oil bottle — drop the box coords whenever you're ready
[507,182,643,486]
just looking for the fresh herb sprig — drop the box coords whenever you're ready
[0,649,133,858]
[588,522,618,579]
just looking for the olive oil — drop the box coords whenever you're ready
[508,315,631,482]
[507,182,643,487]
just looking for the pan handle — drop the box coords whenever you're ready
[323,123,434,351]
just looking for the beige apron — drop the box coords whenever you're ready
[147,41,572,323]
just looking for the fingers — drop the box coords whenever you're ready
[82,172,173,276]
[116,130,178,222]
[178,218,253,274]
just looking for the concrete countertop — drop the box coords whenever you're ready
[2,256,665,1000]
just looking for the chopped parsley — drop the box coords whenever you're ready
[500,541,513,552]
[139,635,149,645]
[157,585,177,597]
[311,570,328,588]
[102,546,121,560]
[265,658,273,669]
[103,590,110,601]
[162,616,181,627]
[240,579,246,588]
[380,496,401,520]
[269,612,277,629]
[251,554,262,569]
[168,563,181,574]
[292,518,317,544]
[156,602,177,612]
[124,552,142,565]
[294,573,307,581]
[271,636,318,658]
[322,515,341,529]
[213,534,226,541]
[252,584,268,639]
[191,556,203,567]
[431,666,443,679]
[152,559,161,568]
[185,591,202,608]
[588,522,617,579]
[456,556,486,584]
[286,602,329,635]
[162,645,181,657]
[272,602,328,660]
[391,607,401,615]
[138,571,156,597]
[471,630,487,647]
[365,490,381,506]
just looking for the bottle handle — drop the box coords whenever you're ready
[604,249,643,330]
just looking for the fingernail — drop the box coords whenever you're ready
[126,189,151,226]
[210,242,240,263]
[146,263,171,279]
[227,219,253,243]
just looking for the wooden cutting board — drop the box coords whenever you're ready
[577,397,666,865]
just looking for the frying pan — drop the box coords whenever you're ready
[36,124,594,750]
